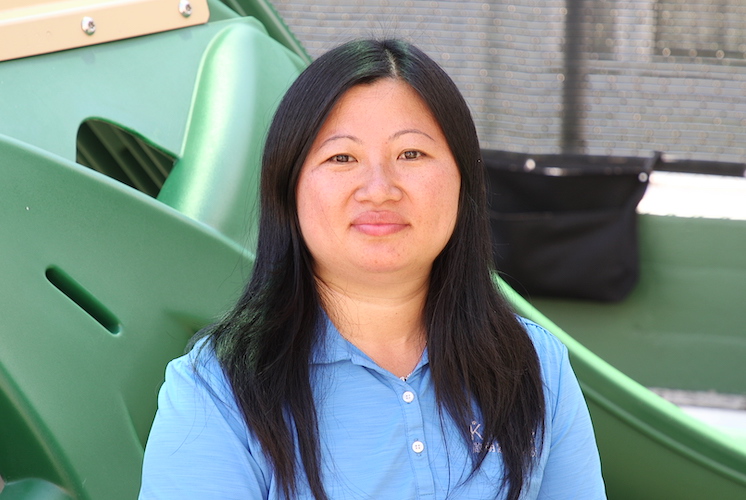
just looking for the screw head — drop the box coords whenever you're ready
[178,0,193,17]
[81,16,96,35]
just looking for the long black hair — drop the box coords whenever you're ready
[204,39,545,500]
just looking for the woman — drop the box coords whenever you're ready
[140,39,605,500]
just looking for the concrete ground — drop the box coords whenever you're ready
[638,171,746,221]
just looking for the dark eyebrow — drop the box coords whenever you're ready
[390,129,435,141]
[318,134,362,148]
[317,129,434,149]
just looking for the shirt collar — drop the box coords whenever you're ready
[310,314,353,365]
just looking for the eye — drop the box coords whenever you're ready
[328,154,355,163]
[400,150,423,160]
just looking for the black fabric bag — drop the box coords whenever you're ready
[484,150,659,302]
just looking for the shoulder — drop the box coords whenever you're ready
[515,319,608,498]
[516,316,568,366]
[152,336,247,441]
[515,316,576,409]
[166,336,223,389]
[140,337,272,498]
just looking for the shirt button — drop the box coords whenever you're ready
[402,391,415,403]
[412,441,425,453]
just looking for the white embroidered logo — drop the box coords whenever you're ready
[469,421,482,441]
[470,420,500,454]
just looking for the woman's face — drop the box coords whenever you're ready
[296,78,461,285]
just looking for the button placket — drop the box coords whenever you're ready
[398,385,427,461]
[392,371,436,496]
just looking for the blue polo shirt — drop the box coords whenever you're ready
[139,317,606,499]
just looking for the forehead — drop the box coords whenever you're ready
[318,78,441,134]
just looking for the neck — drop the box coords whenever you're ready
[317,273,429,378]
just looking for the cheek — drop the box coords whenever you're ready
[429,172,461,234]
[296,176,339,253]
[296,177,318,246]
[439,196,460,241]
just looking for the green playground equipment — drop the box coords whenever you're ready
[521,214,746,499]
[0,2,304,498]
[0,1,744,499]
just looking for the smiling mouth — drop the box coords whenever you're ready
[352,223,408,236]
[351,211,408,236]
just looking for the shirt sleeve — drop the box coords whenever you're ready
[139,343,271,500]
[536,340,607,500]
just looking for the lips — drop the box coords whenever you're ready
[351,211,409,236]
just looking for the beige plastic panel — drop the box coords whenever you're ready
[0,0,209,62]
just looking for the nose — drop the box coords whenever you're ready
[354,159,403,204]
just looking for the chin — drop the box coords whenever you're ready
[356,259,432,279]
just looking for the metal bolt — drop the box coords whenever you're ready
[81,16,96,35]
[178,0,192,17]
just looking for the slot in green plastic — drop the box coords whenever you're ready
[45,267,121,335]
